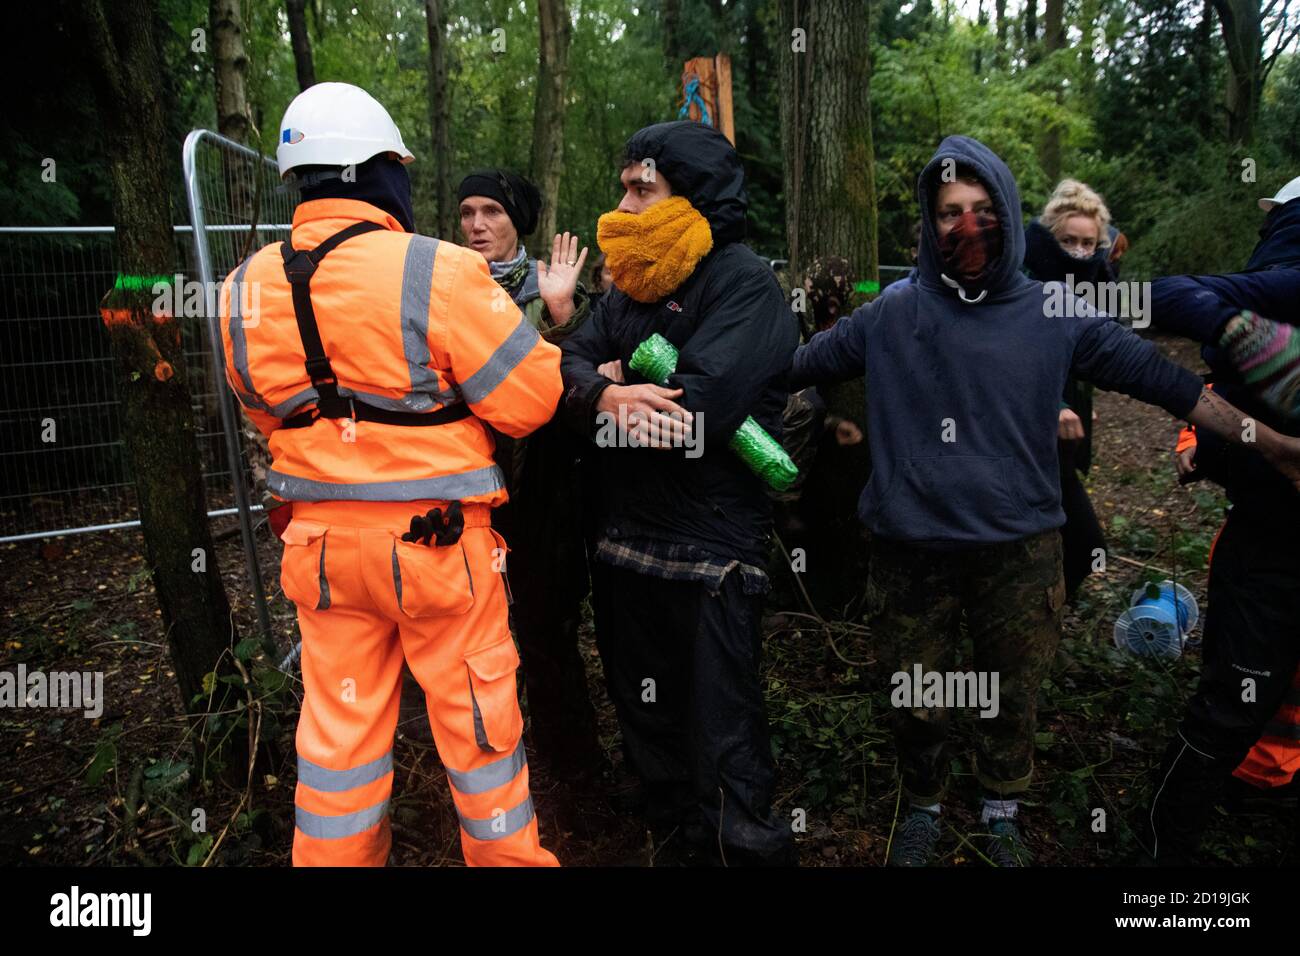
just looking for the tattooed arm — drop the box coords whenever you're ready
[1184,387,1300,489]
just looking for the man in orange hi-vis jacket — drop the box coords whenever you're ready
[218,83,561,867]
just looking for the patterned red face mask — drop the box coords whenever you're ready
[938,211,1002,287]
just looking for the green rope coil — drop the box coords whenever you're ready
[627,333,798,492]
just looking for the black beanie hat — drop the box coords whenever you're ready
[456,169,541,237]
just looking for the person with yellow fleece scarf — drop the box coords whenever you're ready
[559,121,799,866]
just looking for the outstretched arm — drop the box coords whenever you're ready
[1184,387,1300,489]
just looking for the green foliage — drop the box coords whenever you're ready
[872,22,1094,265]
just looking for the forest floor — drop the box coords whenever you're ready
[2,334,1296,867]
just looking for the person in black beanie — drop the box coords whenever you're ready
[456,168,605,782]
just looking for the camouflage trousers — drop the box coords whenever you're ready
[868,530,1066,804]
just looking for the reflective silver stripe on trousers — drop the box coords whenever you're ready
[458,795,535,841]
[295,799,389,840]
[459,317,541,405]
[297,751,393,792]
[446,739,527,796]
[267,464,505,502]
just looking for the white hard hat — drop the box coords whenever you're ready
[1259,175,1300,211]
[276,82,414,179]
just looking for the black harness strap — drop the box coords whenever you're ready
[278,222,470,430]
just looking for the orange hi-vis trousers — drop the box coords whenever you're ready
[282,499,558,867]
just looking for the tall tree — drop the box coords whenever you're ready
[425,0,454,240]
[778,0,878,618]
[78,0,250,770]
[1024,0,1039,59]
[995,0,1007,67]
[1040,0,1065,181]
[1212,0,1263,144]
[286,0,317,91]
[778,0,878,282]
[530,0,573,253]
[210,0,251,144]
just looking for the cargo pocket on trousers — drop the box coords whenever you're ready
[390,536,475,618]
[464,634,524,753]
[280,519,331,610]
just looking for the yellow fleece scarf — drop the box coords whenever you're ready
[596,196,714,303]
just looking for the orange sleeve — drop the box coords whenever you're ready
[219,265,282,440]
[440,251,562,438]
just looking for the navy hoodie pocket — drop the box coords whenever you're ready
[871,456,1031,541]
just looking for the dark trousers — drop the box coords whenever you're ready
[868,531,1066,804]
[1147,507,1300,862]
[597,563,794,865]
[1058,439,1106,601]
[492,422,602,774]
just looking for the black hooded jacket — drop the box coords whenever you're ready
[559,122,799,563]
[1022,217,1118,473]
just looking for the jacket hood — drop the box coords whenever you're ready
[622,121,748,244]
[1023,218,1113,285]
[916,136,1025,298]
[1245,196,1300,272]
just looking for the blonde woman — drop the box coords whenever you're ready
[1023,179,1116,601]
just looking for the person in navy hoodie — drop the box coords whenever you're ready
[791,136,1300,867]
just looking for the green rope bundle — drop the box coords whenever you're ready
[628,333,798,492]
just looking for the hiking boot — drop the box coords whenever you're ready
[985,817,1032,867]
[888,809,941,866]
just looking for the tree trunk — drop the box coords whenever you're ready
[662,0,682,66]
[425,0,454,240]
[778,0,878,283]
[1078,0,1100,97]
[78,0,249,774]
[1040,0,1065,181]
[975,0,987,74]
[994,0,1007,68]
[210,0,250,144]
[1212,0,1263,145]
[529,0,572,255]
[778,0,877,617]
[286,0,316,91]
[1194,0,1216,138]
[1024,0,1039,61]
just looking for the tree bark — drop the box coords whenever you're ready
[1212,0,1263,145]
[994,0,1007,67]
[1040,0,1065,181]
[1078,0,1100,96]
[778,0,877,617]
[78,0,248,772]
[210,0,250,144]
[662,0,682,65]
[1024,0,1039,60]
[425,0,454,240]
[778,0,878,283]
[1194,0,1216,138]
[529,0,572,255]
[286,0,316,91]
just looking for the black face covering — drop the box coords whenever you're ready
[294,155,415,233]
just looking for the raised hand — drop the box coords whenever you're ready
[536,232,588,326]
